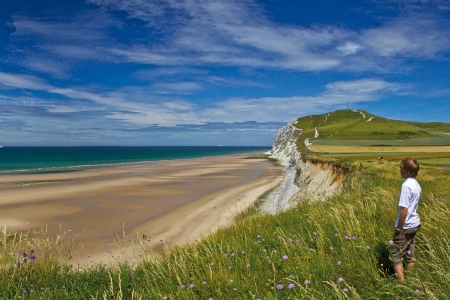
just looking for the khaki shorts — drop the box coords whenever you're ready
[389,225,420,267]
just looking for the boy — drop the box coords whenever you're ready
[389,157,421,283]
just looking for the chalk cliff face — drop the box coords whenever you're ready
[267,119,345,211]
[270,120,302,167]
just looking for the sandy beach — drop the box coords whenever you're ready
[0,153,283,265]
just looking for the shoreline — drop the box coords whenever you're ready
[0,149,270,176]
[0,152,283,266]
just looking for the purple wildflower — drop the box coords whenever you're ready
[343,288,349,293]
[344,236,349,240]
[189,284,194,289]
[180,285,186,289]
[352,236,357,240]
[414,289,420,294]
[407,250,412,255]
[389,240,394,246]
[338,277,344,283]
[313,232,317,235]
[23,290,27,294]
[202,281,208,285]
[288,238,292,242]
[231,253,235,257]
[229,279,234,283]
[304,280,311,285]
[288,283,295,289]
[223,253,228,257]
[282,255,288,260]
[276,284,283,290]
[366,246,370,249]
[334,233,338,236]
[295,239,300,243]
[337,261,342,266]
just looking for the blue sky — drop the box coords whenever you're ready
[0,0,449,146]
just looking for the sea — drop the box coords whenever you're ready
[0,146,271,175]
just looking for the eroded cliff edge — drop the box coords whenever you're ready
[260,119,348,214]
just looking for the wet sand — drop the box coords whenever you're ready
[0,154,283,265]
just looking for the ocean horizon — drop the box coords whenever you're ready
[0,146,271,175]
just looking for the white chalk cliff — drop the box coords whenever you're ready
[260,119,345,214]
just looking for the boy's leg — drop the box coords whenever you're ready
[389,230,407,282]
[389,226,419,282]
[405,226,419,270]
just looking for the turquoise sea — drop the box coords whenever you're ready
[0,146,270,175]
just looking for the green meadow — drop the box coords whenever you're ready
[1,157,450,299]
[295,110,450,153]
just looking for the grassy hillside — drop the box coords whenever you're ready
[1,158,450,299]
[295,110,450,155]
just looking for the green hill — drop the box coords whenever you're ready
[295,110,450,153]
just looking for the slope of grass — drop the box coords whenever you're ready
[1,159,450,299]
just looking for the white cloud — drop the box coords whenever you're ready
[337,42,364,55]
[359,18,450,58]
[199,79,407,123]
[0,72,407,128]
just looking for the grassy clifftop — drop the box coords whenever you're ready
[2,159,450,299]
[294,110,450,155]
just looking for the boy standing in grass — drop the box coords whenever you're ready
[389,157,421,283]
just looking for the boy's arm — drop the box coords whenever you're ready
[397,207,408,230]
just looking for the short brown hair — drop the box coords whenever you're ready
[400,157,419,178]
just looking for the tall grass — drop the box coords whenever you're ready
[1,160,450,299]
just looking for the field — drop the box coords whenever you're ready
[310,145,450,153]
[1,158,450,299]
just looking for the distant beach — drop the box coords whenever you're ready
[0,152,283,265]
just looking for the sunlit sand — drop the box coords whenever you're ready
[0,154,283,266]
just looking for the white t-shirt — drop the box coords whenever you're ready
[395,177,421,229]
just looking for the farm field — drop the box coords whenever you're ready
[313,135,450,146]
[309,145,450,153]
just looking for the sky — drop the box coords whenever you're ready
[0,0,449,146]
